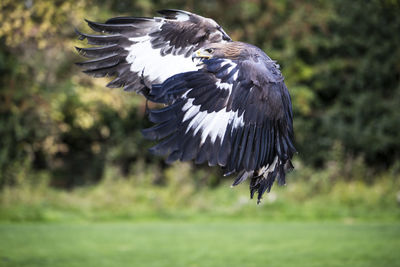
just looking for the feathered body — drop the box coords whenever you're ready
[76,10,296,203]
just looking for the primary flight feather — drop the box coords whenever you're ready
[76,9,296,203]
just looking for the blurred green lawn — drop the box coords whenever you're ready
[1,222,399,267]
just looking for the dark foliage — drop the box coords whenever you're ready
[1,0,399,188]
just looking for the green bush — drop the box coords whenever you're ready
[0,161,399,222]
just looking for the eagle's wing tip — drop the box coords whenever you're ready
[74,28,85,40]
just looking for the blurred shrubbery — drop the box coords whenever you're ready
[0,0,399,194]
[1,159,399,222]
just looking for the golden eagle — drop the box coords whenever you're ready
[76,9,296,203]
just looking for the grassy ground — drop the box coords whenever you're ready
[1,222,399,267]
[1,166,399,266]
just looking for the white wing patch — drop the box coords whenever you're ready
[126,34,199,84]
[174,13,191,21]
[216,59,239,82]
[215,80,232,91]
[182,98,245,145]
[180,61,242,146]
[182,98,200,122]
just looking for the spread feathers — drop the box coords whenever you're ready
[76,9,296,203]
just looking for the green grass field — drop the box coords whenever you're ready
[1,222,399,267]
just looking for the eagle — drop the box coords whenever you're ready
[76,9,296,203]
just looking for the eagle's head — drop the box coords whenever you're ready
[192,42,251,61]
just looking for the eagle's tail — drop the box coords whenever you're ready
[231,156,294,204]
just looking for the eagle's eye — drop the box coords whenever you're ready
[205,48,214,54]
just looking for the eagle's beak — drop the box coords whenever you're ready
[192,49,212,61]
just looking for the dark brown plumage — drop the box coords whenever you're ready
[76,9,295,203]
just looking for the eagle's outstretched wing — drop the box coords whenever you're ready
[76,11,295,203]
[142,44,296,202]
[75,9,231,95]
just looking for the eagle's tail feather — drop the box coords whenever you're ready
[247,157,293,204]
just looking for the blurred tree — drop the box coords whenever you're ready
[0,0,88,186]
[303,0,400,167]
[0,0,399,189]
